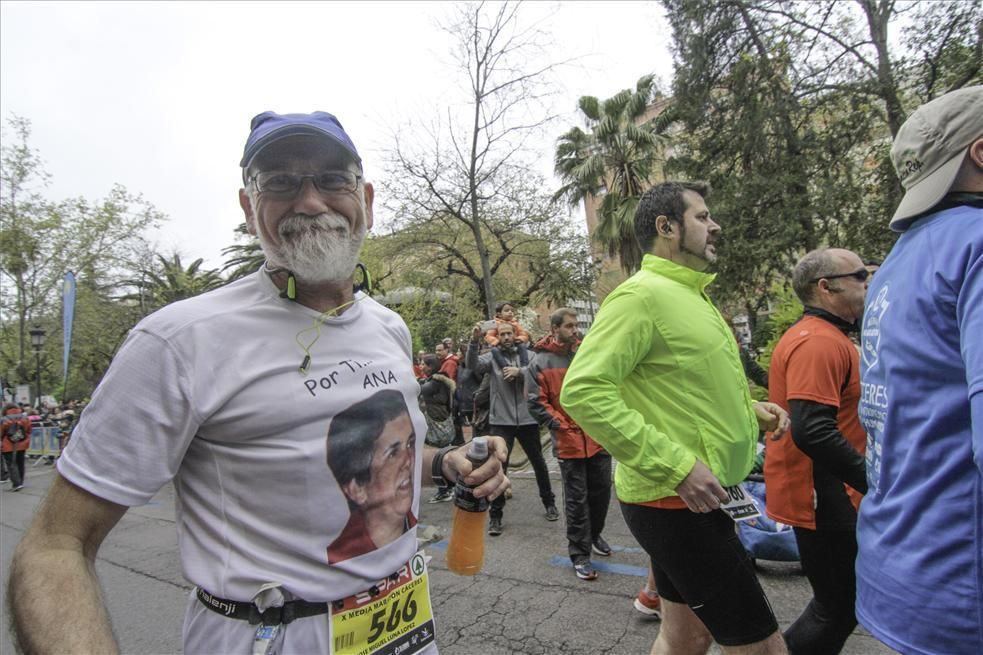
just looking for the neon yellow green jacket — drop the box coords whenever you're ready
[560,254,758,503]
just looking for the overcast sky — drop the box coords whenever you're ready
[1,1,674,269]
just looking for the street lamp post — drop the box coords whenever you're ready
[29,326,46,407]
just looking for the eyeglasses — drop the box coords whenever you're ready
[250,170,361,196]
[810,268,870,284]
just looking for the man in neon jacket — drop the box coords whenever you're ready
[562,181,790,655]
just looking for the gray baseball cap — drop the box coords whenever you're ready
[890,85,982,231]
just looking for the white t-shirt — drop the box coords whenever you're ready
[59,271,428,605]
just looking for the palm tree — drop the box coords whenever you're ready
[126,253,225,311]
[554,74,672,273]
[221,223,264,282]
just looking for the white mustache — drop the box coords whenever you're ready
[278,212,350,238]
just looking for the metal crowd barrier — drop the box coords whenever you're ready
[26,426,61,459]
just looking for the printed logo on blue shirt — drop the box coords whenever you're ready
[860,284,891,491]
[861,286,890,371]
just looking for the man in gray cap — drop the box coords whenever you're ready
[8,111,510,654]
[856,86,982,654]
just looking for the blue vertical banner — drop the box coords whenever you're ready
[62,271,77,385]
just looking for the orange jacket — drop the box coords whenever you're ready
[525,336,604,459]
[1,410,31,453]
[438,353,459,381]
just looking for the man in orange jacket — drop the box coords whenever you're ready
[2,403,32,491]
[526,308,614,582]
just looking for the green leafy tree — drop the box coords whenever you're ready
[221,223,265,282]
[393,291,483,355]
[0,116,163,391]
[554,74,672,273]
[660,0,980,323]
[126,253,225,311]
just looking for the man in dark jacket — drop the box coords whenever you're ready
[527,309,612,581]
[419,354,457,503]
[436,340,466,447]
[454,345,481,433]
[468,321,557,535]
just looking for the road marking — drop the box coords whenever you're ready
[550,555,647,577]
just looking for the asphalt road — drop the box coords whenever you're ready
[1,457,896,654]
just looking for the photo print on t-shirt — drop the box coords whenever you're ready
[326,389,418,564]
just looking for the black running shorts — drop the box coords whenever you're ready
[620,502,779,646]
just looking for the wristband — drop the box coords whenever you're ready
[431,445,457,487]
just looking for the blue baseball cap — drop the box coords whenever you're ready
[240,111,361,172]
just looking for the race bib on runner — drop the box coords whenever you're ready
[720,484,761,522]
[331,551,435,655]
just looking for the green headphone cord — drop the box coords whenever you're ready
[296,297,361,375]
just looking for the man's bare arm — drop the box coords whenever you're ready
[8,474,128,654]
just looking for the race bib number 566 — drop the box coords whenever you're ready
[331,552,435,655]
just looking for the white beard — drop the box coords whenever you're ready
[260,211,365,283]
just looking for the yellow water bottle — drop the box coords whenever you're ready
[446,437,490,575]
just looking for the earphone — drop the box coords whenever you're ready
[264,261,373,299]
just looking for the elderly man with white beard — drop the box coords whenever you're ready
[7,111,510,655]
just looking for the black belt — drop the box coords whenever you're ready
[196,587,332,626]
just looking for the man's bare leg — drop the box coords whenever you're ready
[650,598,713,655]
[720,630,787,655]
[650,599,787,655]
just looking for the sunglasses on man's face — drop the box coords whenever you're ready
[810,268,870,284]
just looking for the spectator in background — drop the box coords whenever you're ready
[435,339,466,446]
[435,339,459,381]
[527,308,613,582]
[455,344,481,438]
[483,301,530,347]
[468,320,557,535]
[419,354,456,503]
[739,343,769,389]
[442,338,466,447]
[413,350,427,380]
[54,403,78,451]
[2,404,31,491]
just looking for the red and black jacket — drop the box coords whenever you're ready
[525,336,604,459]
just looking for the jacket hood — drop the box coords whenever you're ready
[431,373,457,394]
[533,335,579,355]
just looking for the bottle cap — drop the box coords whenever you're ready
[468,437,489,463]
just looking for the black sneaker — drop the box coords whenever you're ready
[544,505,560,521]
[592,536,612,556]
[488,517,503,536]
[574,561,598,580]
[428,488,454,504]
